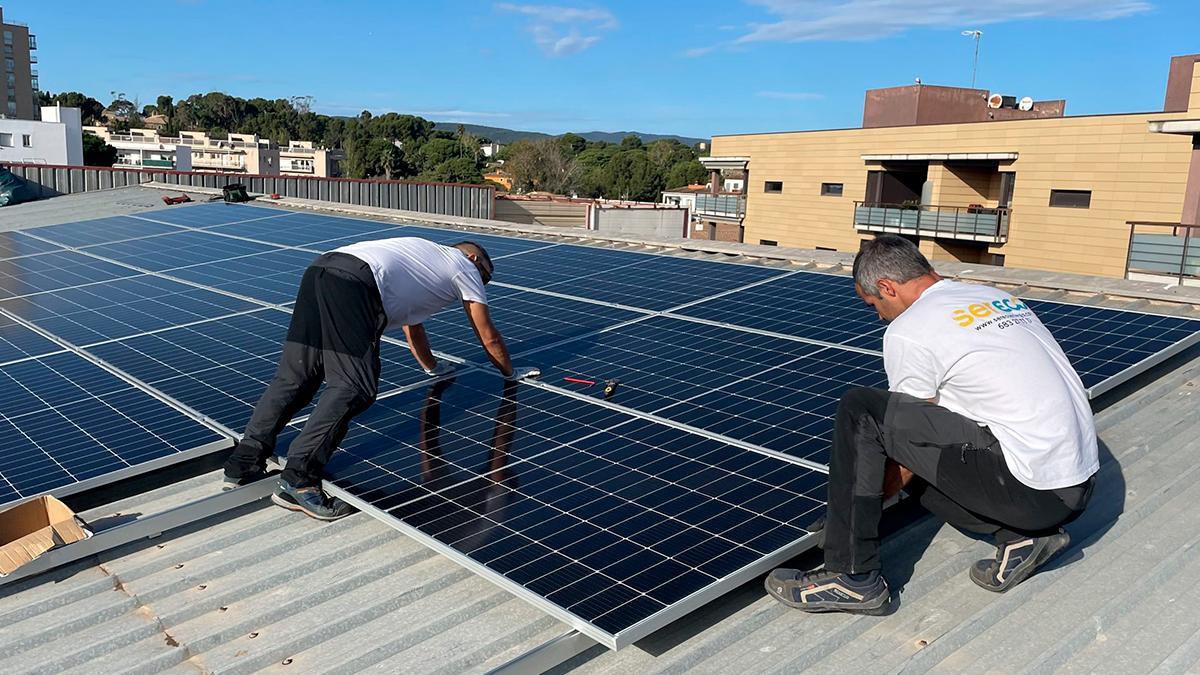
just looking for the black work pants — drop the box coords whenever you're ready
[224,252,386,488]
[823,387,1094,574]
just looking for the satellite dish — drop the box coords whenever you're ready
[1018,96,1034,111]
[987,94,1004,109]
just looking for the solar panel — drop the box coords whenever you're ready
[421,286,643,359]
[0,251,142,300]
[203,212,403,247]
[25,215,187,248]
[530,316,886,464]
[0,351,228,506]
[87,308,428,431]
[306,372,824,648]
[0,313,63,364]
[0,275,259,346]
[127,202,289,228]
[0,231,62,260]
[81,230,282,272]
[162,248,318,305]
[1026,299,1200,395]
[672,271,884,350]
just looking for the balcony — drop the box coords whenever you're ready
[694,193,746,221]
[854,201,1010,244]
[1126,221,1200,286]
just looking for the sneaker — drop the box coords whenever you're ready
[221,467,269,491]
[764,568,891,615]
[970,528,1070,593]
[270,479,355,521]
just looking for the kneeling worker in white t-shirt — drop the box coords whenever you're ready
[766,234,1098,615]
[222,238,540,520]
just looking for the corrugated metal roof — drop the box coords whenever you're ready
[0,185,213,231]
[0,471,566,674]
[4,186,1200,673]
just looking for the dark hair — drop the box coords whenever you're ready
[455,241,493,283]
[853,235,933,296]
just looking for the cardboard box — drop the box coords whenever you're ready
[0,495,91,576]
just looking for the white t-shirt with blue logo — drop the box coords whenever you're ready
[883,279,1098,490]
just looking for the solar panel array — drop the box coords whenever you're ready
[2,200,1198,648]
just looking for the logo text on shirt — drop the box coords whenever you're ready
[951,298,1029,327]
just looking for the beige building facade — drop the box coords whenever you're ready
[706,53,1200,281]
[83,127,343,177]
[0,6,38,120]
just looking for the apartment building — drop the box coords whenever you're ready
[0,6,38,120]
[83,127,343,177]
[701,53,1200,282]
[0,105,82,165]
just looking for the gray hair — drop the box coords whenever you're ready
[852,235,933,296]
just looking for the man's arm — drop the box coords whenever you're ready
[463,301,515,377]
[402,324,438,372]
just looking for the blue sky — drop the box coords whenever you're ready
[7,0,1198,138]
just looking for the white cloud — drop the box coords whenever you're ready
[735,0,1151,43]
[497,3,617,56]
[756,91,825,101]
[682,46,715,58]
[411,109,514,120]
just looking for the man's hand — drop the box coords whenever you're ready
[424,361,456,377]
[505,366,541,381]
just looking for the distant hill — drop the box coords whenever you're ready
[432,122,706,147]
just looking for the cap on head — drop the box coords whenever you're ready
[455,241,493,284]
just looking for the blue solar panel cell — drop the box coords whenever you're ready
[87,308,427,431]
[422,286,642,360]
[131,202,281,228]
[0,231,62,260]
[163,248,317,305]
[532,316,886,462]
[83,230,281,271]
[205,211,400,247]
[1,275,258,346]
[0,352,226,504]
[535,255,785,311]
[310,373,822,643]
[25,215,187,248]
[0,251,142,300]
[0,313,62,364]
[673,271,884,349]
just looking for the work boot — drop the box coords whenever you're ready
[270,479,355,521]
[970,528,1070,592]
[221,467,269,491]
[764,568,891,615]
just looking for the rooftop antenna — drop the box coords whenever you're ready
[961,29,983,88]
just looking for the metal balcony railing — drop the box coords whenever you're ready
[1126,221,1200,285]
[694,193,746,220]
[854,201,1010,243]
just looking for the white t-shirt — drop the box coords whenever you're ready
[331,237,487,331]
[883,279,1098,490]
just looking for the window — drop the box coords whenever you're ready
[821,182,844,197]
[6,101,14,115]
[21,134,31,147]
[4,58,12,72]
[759,239,778,246]
[764,181,784,193]
[2,31,11,46]
[1049,189,1091,209]
[0,133,11,147]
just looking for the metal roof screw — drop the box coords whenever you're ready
[218,606,228,612]
[282,658,294,666]
[174,563,184,569]
[917,640,929,648]
[248,632,259,639]
[197,584,207,590]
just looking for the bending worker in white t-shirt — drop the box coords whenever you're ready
[222,238,540,521]
[766,234,1098,615]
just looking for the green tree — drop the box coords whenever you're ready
[558,133,587,155]
[417,138,461,172]
[603,150,664,201]
[620,134,643,150]
[505,139,578,194]
[421,156,484,184]
[156,95,175,118]
[43,91,105,124]
[359,137,406,179]
[82,133,118,167]
[666,160,708,189]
